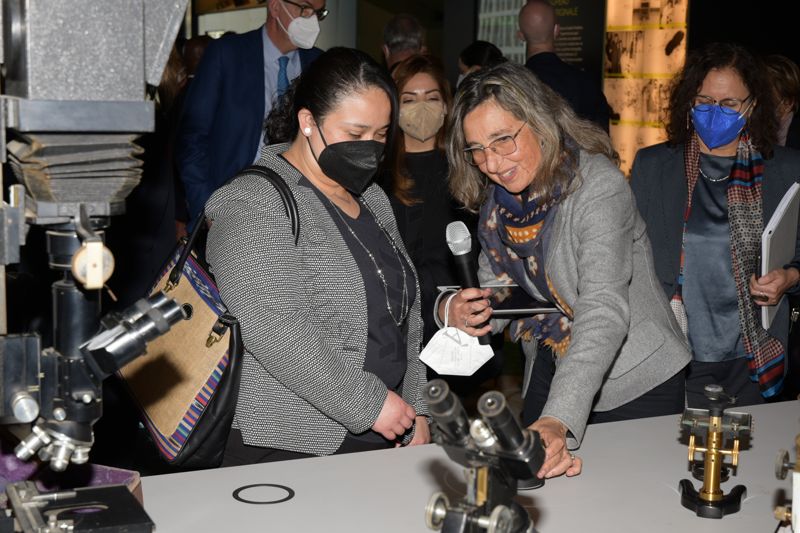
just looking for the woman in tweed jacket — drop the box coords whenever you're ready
[205,48,430,466]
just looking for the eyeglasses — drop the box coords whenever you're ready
[282,0,328,20]
[463,122,526,166]
[692,94,753,115]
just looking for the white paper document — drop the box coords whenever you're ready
[761,182,800,330]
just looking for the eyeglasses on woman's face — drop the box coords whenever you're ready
[282,0,328,20]
[463,122,526,166]
[692,94,753,115]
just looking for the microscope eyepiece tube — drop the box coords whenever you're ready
[478,390,526,452]
[424,379,471,444]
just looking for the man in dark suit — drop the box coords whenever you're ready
[177,0,325,225]
[518,0,609,132]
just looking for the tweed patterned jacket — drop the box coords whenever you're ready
[205,143,427,455]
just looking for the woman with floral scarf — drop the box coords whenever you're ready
[438,62,690,481]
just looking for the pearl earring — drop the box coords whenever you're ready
[303,127,312,135]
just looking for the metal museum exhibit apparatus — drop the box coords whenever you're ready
[0,1,189,531]
[678,384,753,519]
[423,379,545,533]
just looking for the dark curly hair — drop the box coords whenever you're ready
[666,42,778,156]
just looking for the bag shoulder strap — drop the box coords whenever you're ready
[168,165,300,287]
[239,165,300,245]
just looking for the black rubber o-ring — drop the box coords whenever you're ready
[232,484,295,505]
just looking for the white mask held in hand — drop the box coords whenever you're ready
[277,2,320,49]
[419,293,494,376]
[399,100,445,142]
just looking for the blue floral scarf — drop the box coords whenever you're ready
[478,184,573,356]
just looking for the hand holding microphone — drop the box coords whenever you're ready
[445,221,493,344]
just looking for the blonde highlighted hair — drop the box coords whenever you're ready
[447,62,616,212]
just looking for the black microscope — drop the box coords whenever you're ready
[423,379,545,533]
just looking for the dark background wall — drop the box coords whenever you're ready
[688,1,798,64]
[355,0,799,88]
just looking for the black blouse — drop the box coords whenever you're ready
[311,180,416,445]
[387,150,475,344]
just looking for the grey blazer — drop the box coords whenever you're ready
[478,152,691,448]
[205,144,427,456]
[630,142,800,354]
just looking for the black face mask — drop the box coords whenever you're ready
[311,126,385,195]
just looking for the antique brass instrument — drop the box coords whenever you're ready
[678,385,752,519]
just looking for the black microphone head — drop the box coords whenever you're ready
[446,221,472,256]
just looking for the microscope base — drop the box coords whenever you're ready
[517,477,545,491]
[436,501,536,533]
[678,479,747,519]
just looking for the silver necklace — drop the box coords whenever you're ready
[329,197,410,327]
[698,166,730,182]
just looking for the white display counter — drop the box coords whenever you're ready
[142,400,799,532]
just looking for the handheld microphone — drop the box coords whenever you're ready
[446,221,491,345]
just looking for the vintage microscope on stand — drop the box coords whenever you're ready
[678,384,753,519]
[0,0,189,470]
[423,379,545,533]
[0,0,189,472]
[0,1,189,531]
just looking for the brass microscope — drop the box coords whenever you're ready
[678,384,753,519]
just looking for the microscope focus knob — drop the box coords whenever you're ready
[424,492,449,531]
[775,449,795,480]
[485,505,514,533]
[71,242,115,290]
[11,392,39,423]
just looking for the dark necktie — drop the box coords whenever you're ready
[277,56,290,97]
